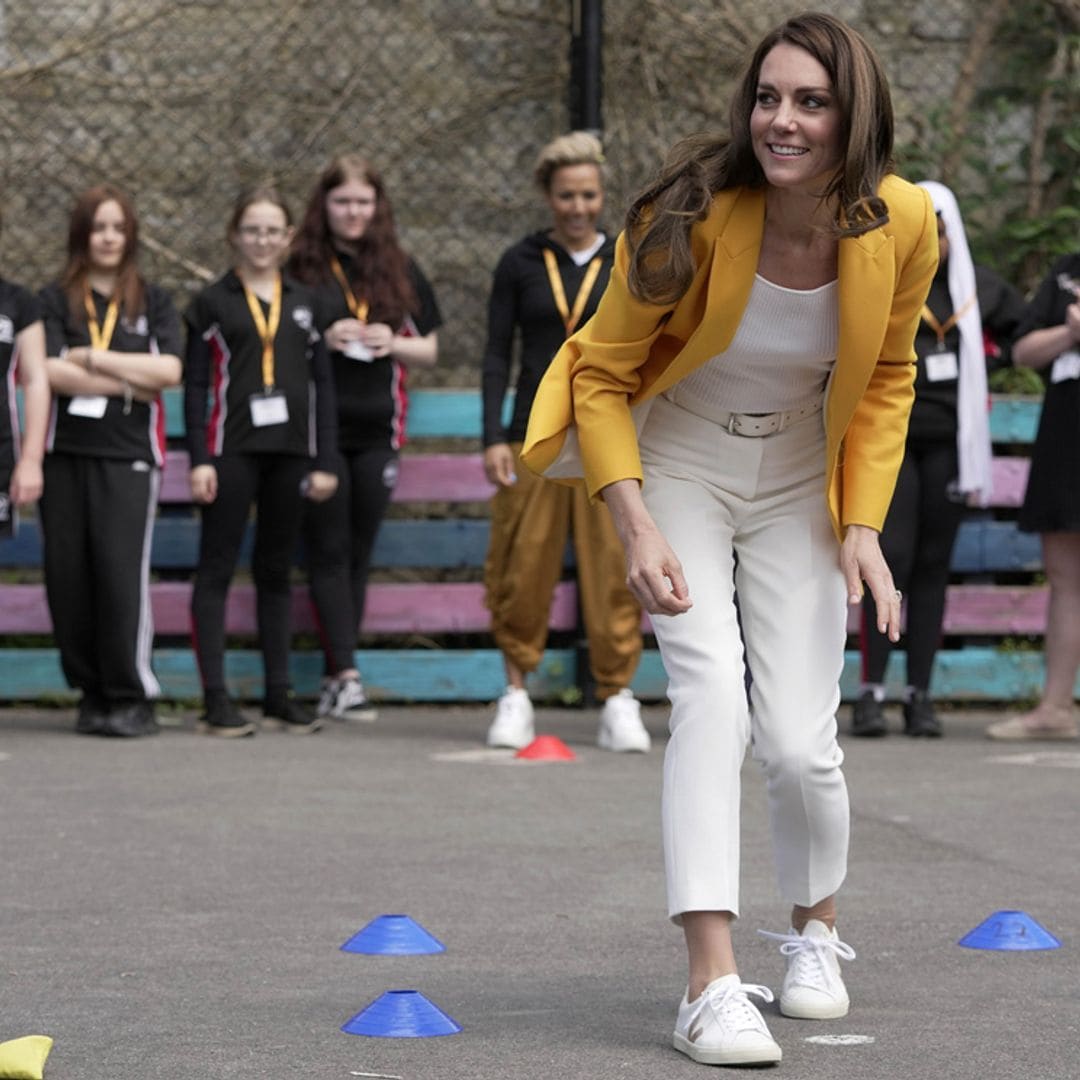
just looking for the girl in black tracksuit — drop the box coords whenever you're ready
[40,185,183,737]
[184,186,338,737]
[288,154,441,722]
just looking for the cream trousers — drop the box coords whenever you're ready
[639,393,850,921]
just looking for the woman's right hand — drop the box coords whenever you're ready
[483,443,516,488]
[602,478,692,616]
[325,318,366,352]
[190,465,218,505]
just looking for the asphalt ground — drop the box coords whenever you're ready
[1,702,1078,1080]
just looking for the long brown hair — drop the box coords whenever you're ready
[626,11,895,304]
[289,154,416,329]
[61,184,144,322]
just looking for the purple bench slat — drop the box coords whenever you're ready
[158,450,1029,507]
[0,581,579,636]
[158,451,495,504]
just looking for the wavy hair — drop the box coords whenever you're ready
[288,154,416,330]
[61,184,144,323]
[626,11,895,304]
[533,131,606,192]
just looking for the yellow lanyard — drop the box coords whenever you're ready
[921,294,975,348]
[241,274,282,390]
[330,256,370,323]
[542,248,602,337]
[84,290,120,351]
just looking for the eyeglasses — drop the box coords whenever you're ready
[237,225,288,240]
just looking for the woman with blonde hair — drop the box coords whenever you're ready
[481,131,647,752]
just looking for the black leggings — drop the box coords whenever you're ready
[862,439,966,690]
[191,453,310,698]
[304,446,398,675]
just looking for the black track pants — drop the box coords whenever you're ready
[40,453,160,704]
[191,453,309,698]
[862,439,966,690]
[304,447,397,675]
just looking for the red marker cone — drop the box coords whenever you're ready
[515,734,576,761]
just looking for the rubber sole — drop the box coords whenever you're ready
[673,1031,782,1065]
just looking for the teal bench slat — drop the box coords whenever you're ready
[0,646,1067,704]
[160,388,1041,442]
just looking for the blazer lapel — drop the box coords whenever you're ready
[830,227,895,425]
[640,187,766,401]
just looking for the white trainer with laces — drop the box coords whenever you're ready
[317,677,378,721]
[673,973,782,1066]
[597,688,651,752]
[759,919,856,1019]
[486,686,535,749]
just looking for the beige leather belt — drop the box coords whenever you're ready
[662,385,824,437]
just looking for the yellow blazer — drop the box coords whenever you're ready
[521,174,938,539]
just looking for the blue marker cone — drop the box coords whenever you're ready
[958,910,1062,951]
[340,914,446,956]
[341,990,462,1038]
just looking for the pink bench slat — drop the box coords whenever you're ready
[158,451,494,504]
[0,581,578,636]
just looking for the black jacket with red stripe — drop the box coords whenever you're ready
[183,270,337,470]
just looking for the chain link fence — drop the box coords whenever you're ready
[0,0,1076,381]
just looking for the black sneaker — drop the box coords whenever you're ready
[262,696,323,734]
[75,693,109,736]
[101,700,160,737]
[198,697,257,737]
[850,691,887,737]
[903,690,943,737]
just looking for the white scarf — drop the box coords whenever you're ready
[917,180,993,506]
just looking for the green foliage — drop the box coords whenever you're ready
[988,366,1045,395]
[896,6,1080,294]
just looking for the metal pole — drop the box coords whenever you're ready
[569,0,603,133]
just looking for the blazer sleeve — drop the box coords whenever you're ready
[523,229,676,496]
[840,187,939,530]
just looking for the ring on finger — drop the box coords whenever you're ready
[893,589,902,601]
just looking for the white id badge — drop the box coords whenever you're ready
[68,395,109,419]
[925,350,959,382]
[343,339,374,362]
[1050,350,1080,383]
[249,391,290,427]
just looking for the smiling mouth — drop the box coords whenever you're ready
[768,144,808,157]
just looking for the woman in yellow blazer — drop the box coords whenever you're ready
[523,12,937,1068]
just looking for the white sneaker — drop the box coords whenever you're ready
[597,688,651,752]
[317,677,377,721]
[673,973,782,1066]
[486,687,534,749]
[759,919,856,1019]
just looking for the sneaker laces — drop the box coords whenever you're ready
[697,979,774,1029]
[758,928,856,990]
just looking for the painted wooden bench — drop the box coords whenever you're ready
[0,391,1064,703]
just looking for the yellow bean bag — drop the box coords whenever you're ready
[0,1036,53,1079]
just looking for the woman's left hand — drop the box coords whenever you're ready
[840,523,902,642]
[305,470,339,503]
[359,322,395,358]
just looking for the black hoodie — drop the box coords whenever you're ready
[481,230,615,447]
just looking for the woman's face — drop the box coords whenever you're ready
[88,199,127,271]
[749,43,844,194]
[545,163,603,246]
[231,200,293,272]
[325,178,377,243]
